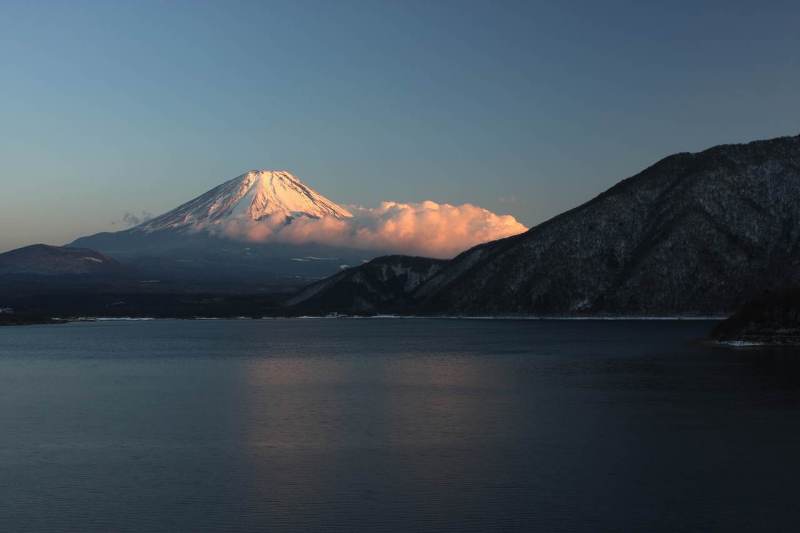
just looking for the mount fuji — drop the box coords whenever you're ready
[135,170,353,233]
[71,170,379,284]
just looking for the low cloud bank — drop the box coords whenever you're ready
[216,200,527,258]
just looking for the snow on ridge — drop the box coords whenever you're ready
[134,170,351,233]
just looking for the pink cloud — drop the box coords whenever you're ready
[215,200,528,259]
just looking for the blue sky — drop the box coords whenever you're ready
[1,0,798,251]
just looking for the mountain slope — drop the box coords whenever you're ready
[287,255,448,314]
[0,244,123,276]
[289,134,800,315]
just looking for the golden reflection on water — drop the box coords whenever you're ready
[240,354,511,450]
[238,354,517,530]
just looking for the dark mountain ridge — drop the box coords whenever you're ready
[0,243,296,318]
[0,244,125,276]
[287,255,448,314]
[71,229,375,283]
[289,134,800,316]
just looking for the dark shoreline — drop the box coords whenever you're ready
[712,288,800,347]
[0,315,67,327]
[5,314,725,322]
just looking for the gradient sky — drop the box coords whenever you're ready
[1,0,798,252]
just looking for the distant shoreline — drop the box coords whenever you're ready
[0,315,67,327]
[50,314,725,323]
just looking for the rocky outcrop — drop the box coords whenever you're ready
[713,288,800,344]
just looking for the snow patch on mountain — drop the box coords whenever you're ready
[136,170,352,233]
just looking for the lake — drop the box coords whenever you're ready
[1,318,799,532]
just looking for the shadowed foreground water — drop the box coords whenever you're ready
[1,318,800,532]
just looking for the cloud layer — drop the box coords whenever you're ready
[216,200,527,258]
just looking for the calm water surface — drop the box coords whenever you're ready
[1,319,799,532]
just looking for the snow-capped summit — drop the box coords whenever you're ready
[136,170,352,233]
[69,169,374,282]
